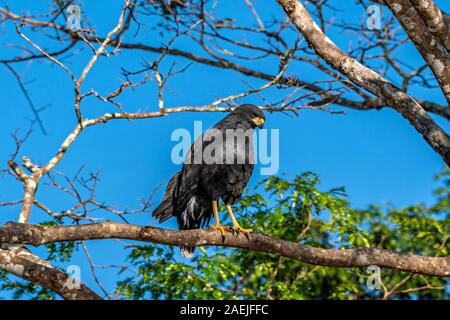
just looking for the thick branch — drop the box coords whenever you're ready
[384,0,450,105]
[0,221,449,277]
[276,0,450,165]
[403,0,450,52]
[0,246,101,300]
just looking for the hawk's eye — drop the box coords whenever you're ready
[251,117,265,126]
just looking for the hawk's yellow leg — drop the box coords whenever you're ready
[210,200,230,236]
[226,205,252,234]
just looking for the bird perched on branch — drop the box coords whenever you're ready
[152,104,265,257]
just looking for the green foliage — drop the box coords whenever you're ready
[116,245,240,299]
[1,171,448,300]
[117,171,449,300]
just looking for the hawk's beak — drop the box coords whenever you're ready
[252,117,265,128]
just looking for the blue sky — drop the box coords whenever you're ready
[0,0,449,298]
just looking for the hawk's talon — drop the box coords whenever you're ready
[232,226,253,234]
[210,224,231,236]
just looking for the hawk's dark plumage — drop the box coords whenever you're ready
[152,104,265,257]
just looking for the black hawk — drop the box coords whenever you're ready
[152,104,265,257]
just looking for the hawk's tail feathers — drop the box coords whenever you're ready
[180,246,195,258]
[152,172,181,223]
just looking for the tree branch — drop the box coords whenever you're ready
[0,221,448,277]
[1,7,449,120]
[0,246,102,300]
[384,0,450,105]
[402,0,450,52]
[276,0,450,165]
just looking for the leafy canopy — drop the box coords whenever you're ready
[116,171,449,300]
[1,171,449,300]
